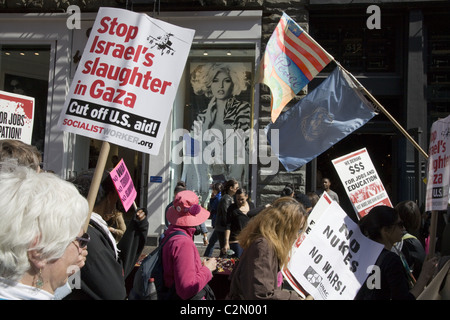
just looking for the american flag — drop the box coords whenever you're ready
[258,13,333,123]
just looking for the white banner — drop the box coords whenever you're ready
[0,90,35,144]
[332,148,392,219]
[426,115,450,211]
[285,201,383,300]
[58,7,195,154]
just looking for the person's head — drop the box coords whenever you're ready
[281,184,295,197]
[359,205,404,248]
[212,182,223,196]
[0,139,41,172]
[224,178,239,196]
[238,197,307,269]
[0,161,89,294]
[190,63,248,99]
[70,170,118,219]
[174,180,187,197]
[307,192,319,208]
[295,193,313,214]
[235,188,249,208]
[394,200,421,233]
[322,178,331,191]
[166,190,210,227]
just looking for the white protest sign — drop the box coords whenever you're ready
[332,148,392,219]
[282,192,335,298]
[426,115,450,211]
[58,7,195,154]
[286,201,384,300]
[0,90,35,144]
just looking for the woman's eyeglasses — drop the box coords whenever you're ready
[74,232,90,249]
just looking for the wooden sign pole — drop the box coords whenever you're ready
[83,141,110,231]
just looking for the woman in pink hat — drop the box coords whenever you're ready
[163,190,217,300]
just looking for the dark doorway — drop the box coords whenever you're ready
[314,131,394,221]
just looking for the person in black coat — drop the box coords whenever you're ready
[66,170,148,300]
[225,188,255,258]
[216,178,239,257]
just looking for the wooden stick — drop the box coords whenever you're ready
[428,210,438,258]
[83,141,110,231]
[340,65,429,160]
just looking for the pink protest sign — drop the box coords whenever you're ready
[110,158,137,211]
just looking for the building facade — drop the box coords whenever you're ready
[0,0,448,241]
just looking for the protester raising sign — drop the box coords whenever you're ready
[57,7,195,154]
[0,90,35,144]
[284,197,384,300]
[426,115,450,212]
[332,148,392,219]
[110,158,137,212]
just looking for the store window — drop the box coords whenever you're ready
[426,16,450,126]
[309,14,401,74]
[0,45,50,155]
[171,44,255,206]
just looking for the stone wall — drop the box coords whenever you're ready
[256,0,309,205]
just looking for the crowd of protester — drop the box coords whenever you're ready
[0,139,446,300]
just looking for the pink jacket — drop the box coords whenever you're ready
[162,225,212,299]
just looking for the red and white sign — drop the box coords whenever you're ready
[332,148,392,219]
[57,7,195,154]
[0,90,35,144]
[110,158,137,212]
[426,115,450,211]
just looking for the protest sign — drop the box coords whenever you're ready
[110,158,137,212]
[282,192,335,298]
[332,148,392,219]
[285,201,384,300]
[425,115,450,212]
[57,7,195,155]
[0,90,34,144]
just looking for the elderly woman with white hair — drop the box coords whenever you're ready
[0,161,89,300]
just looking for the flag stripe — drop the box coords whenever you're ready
[280,17,327,74]
[275,22,314,80]
[258,12,334,123]
[292,32,332,69]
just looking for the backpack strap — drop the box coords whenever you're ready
[160,230,188,247]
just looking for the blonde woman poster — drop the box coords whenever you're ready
[182,62,252,206]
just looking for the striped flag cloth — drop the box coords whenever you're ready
[257,12,333,123]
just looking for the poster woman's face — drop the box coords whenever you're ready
[211,71,233,100]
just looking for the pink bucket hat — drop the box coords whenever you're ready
[166,190,210,227]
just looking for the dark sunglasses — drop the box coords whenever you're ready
[74,232,90,249]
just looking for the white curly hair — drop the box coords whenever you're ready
[0,161,89,281]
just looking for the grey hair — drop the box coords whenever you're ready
[0,161,89,281]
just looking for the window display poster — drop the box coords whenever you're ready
[425,115,450,212]
[332,148,392,219]
[0,90,35,144]
[58,7,195,155]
